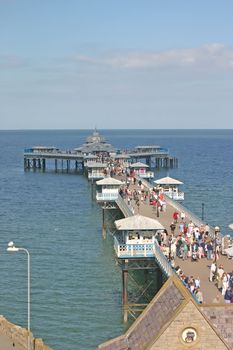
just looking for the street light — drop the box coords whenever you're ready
[7,241,31,350]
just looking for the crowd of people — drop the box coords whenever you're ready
[175,266,203,303]
[209,262,233,303]
[118,173,233,304]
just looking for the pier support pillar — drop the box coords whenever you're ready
[66,160,70,172]
[122,261,128,323]
[55,159,58,172]
[42,159,46,171]
[102,206,107,239]
[33,159,36,170]
[91,179,96,200]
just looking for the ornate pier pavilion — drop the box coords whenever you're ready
[24,130,178,174]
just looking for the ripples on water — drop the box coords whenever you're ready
[0,129,233,350]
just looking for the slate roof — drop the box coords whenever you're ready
[98,278,186,350]
[98,276,233,350]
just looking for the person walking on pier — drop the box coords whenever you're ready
[195,288,203,304]
[206,241,213,260]
[217,265,225,291]
[224,287,232,303]
[180,211,186,221]
[173,211,179,223]
[210,262,216,282]
[170,222,176,235]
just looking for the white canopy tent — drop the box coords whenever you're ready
[115,214,164,231]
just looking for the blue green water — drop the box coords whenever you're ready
[0,129,233,350]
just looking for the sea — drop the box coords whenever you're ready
[0,129,232,350]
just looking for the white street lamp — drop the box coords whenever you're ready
[7,241,31,350]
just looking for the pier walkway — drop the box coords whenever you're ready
[117,177,233,304]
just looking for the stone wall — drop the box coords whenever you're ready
[0,315,53,350]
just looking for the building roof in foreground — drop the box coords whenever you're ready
[98,276,233,350]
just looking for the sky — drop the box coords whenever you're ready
[1,0,233,129]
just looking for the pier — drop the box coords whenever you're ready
[23,129,178,173]
[22,130,233,350]
[96,176,233,350]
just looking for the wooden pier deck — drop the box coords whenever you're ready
[119,179,233,304]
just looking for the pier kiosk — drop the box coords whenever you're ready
[95,177,126,239]
[96,177,123,202]
[114,214,166,322]
[129,162,154,179]
[86,161,108,180]
[83,154,98,166]
[154,176,184,200]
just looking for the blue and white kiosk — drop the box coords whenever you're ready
[114,214,164,259]
[154,176,184,201]
[96,177,124,202]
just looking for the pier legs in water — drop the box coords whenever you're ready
[122,261,128,323]
[102,207,106,239]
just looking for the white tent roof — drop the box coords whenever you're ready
[154,176,183,185]
[96,177,124,186]
[129,162,149,168]
[115,214,164,231]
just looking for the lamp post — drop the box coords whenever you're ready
[214,226,220,267]
[7,241,31,350]
[201,203,205,221]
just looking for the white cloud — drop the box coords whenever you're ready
[72,43,233,70]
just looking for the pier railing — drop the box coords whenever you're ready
[114,236,173,276]
[115,196,134,217]
[114,238,155,258]
[128,148,169,156]
[153,240,174,277]
[96,192,119,201]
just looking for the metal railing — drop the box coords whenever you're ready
[114,235,173,277]
[96,192,119,201]
[153,240,173,277]
[114,238,155,258]
[115,195,134,218]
